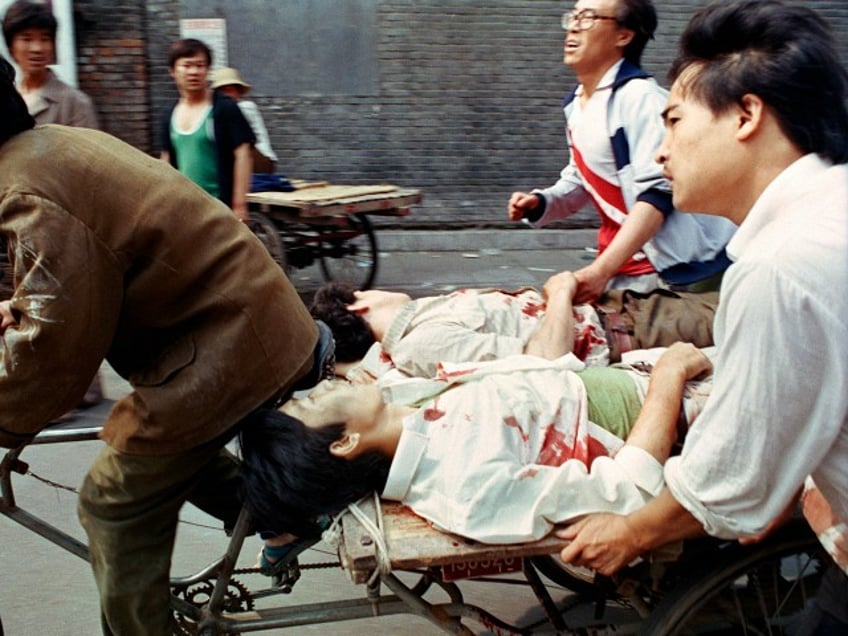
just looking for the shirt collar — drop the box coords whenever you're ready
[575,58,624,98]
[381,299,418,351]
[727,154,831,261]
[380,419,427,501]
[38,70,66,103]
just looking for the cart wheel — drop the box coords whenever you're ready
[643,519,824,635]
[318,213,378,290]
[529,555,602,599]
[248,210,287,270]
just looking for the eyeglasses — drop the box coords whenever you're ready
[562,9,619,32]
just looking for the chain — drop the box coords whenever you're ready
[233,560,341,575]
[25,469,80,494]
[23,469,344,573]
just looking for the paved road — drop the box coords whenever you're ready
[0,235,598,635]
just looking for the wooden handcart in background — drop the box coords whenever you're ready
[247,182,422,290]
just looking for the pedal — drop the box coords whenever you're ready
[270,557,301,593]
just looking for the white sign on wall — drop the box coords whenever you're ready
[179,18,228,71]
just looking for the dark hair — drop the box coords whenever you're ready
[0,56,35,145]
[616,0,657,66]
[308,282,375,363]
[239,409,391,537]
[168,38,212,69]
[2,0,57,49]
[669,0,848,164]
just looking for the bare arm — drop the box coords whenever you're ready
[556,343,713,574]
[524,272,576,359]
[231,142,253,222]
[160,150,170,162]
[573,201,664,304]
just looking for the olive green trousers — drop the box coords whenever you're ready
[78,435,243,635]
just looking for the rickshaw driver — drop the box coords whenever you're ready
[0,55,326,636]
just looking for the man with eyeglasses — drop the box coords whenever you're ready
[509,0,736,305]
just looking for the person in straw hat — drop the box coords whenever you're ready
[212,66,278,174]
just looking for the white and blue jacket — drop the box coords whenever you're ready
[528,60,736,285]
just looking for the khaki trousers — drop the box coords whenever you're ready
[595,288,719,363]
[78,435,243,635]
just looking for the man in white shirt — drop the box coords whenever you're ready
[558,2,848,630]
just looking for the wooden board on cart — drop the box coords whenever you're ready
[247,182,421,219]
[338,498,568,584]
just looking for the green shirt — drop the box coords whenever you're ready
[169,107,218,198]
[578,366,642,440]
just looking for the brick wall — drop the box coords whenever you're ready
[74,0,848,227]
[73,1,150,149]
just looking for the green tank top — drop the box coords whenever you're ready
[170,107,218,198]
[577,366,642,440]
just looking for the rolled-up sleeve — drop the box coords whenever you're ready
[664,261,847,539]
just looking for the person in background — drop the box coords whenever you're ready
[211,66,279,174]
[160,39,255,221]
[508,0,735,304]
[2,0,98,128]
[557,2,848,632]
[0,54,324,634]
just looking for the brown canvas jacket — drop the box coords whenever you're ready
[0,125,316,454]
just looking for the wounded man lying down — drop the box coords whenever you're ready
[240,344,712,545]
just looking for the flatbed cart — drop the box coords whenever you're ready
[247,182,423,291]
[1,421,828,635]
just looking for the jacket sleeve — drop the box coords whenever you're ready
[530,158,593,227]
[615,79,674,215]
[0,193,121,445]
[432,446,663,544]
[385,321,526,378]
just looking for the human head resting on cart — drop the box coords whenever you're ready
[309,282,413,364]
[240,406,390,536]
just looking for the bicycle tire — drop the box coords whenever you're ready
[318,213,378,290]
[642,520,824,635]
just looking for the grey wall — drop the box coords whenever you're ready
[78,1,848,228]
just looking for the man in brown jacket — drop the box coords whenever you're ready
[0,57,319,634]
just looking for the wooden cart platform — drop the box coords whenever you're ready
[246,181,423,290]
[339,498,568,585]
[247,182,422,220]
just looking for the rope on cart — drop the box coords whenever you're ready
[322,491,392,584]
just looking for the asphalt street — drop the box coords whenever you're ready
[0,229,599,635]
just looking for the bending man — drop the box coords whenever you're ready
[0,56,322,635]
